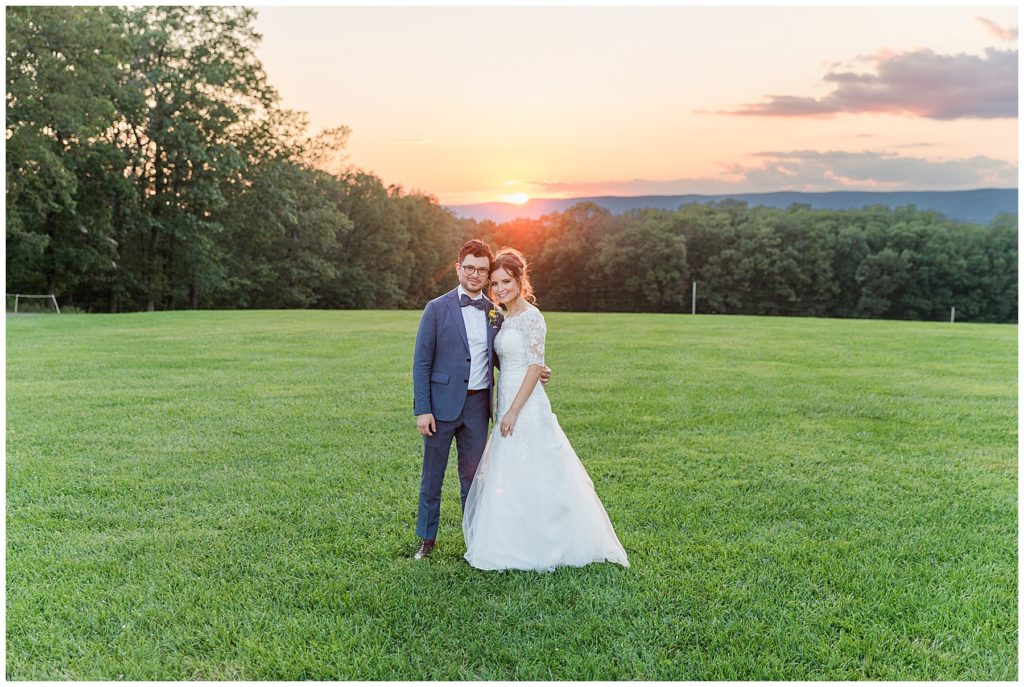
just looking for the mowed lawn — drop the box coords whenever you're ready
[5,310,1017,680]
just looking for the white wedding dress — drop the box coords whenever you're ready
[462,307,629,572]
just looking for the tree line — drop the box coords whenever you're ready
[6,7,1017,322]
[471,202,1016,323]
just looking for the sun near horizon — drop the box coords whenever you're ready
[499,192,531,205]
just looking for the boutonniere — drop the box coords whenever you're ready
[487,308,499,328]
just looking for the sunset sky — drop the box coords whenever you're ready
[252,4,1018,206]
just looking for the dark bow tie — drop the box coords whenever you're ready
[460,294,488,311]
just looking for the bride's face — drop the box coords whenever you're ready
[489,268,520,305]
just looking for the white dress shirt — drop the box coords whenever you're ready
[457,285,490,391]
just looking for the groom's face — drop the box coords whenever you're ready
[457,254,490,295]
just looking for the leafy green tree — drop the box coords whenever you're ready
[317,170,411,308]
[531,202,616,311]
[6,6,129,301]
[114,6,280,310]
[855,247,912,318]
[207,117,350,309]
[767,205,839,317]
[596,209,688,312]
[697,211,798,315]
[395,192,463,305]
[982,214,1018,323]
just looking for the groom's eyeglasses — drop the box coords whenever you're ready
[460,265,489,276]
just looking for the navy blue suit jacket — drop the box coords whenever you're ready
[413,288,502,422]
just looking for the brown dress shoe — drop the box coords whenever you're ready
[414,539,436,560]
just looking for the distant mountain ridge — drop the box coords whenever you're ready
[447,189,1018,225]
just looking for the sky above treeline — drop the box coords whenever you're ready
[252,4,1018,205]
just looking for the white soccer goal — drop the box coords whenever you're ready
[6,293,61,314]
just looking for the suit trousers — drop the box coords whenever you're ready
[416,391,490,540]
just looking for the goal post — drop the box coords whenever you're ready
[6,294,60,314]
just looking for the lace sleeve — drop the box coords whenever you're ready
[524,311,546,366]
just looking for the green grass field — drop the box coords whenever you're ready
[5,310,1017,680]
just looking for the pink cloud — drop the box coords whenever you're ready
[976,17,1017,42]
[725,47,1017,120]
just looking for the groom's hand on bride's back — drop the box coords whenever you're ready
[540,365,552,386]
[416,413,436,437]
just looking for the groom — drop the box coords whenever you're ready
[411,239,549,560]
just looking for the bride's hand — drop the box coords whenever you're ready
[539,365,552,386]
[500,409,519,437]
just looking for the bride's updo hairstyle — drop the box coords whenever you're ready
[490,248,537,310]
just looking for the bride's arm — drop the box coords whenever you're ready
[499,364,543,437]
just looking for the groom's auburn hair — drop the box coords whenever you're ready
[459,239,493,263]
[491,248,537,306]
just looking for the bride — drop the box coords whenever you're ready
[462,248,629,572]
